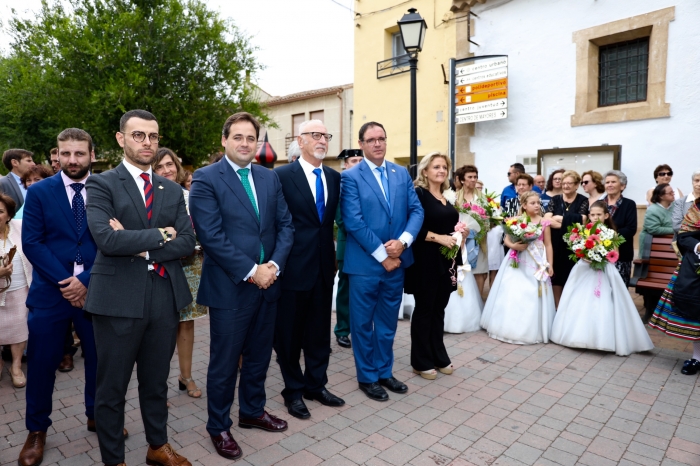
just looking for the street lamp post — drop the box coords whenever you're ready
[398,8,427,179]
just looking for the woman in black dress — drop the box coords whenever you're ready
[544,170,588,308]
[405,152,462,380]
[604,170,637,287]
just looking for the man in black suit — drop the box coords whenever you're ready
[0,148,36,208]
[274,119,344,419]
[85,109,195,466]
[189,112,294,461]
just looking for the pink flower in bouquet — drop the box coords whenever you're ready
[588,234,600,242]
[470,204,487,217]
[606,250,619,263]
[569,233,580,242]
[454,221,467,233]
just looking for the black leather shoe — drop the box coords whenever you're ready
[358,382,388,401]
[284,399,311,419]
[682,359,700,375]
[210,431,242,460]
[336,336,351,348]
[379,376,408,394]
[304,389,345,407]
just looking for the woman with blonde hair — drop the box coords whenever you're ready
[405,153,478,378]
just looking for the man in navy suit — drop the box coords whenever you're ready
[19,128,105,466]
[340,121,424,401]
[189,112,294,461]
[274,120,343,420]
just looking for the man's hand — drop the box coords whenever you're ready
[162,227,177,240]
[252,263,277,289]
[70,297,86,309]
[384,239,404,258]
[58,276,88,302]
[109,218,124,230]
[381,256,401,272]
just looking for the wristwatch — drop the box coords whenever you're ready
[400,239,408,250]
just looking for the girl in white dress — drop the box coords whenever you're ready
[443,245,484,333]
[551,201,654,356]
[481,192,556,344]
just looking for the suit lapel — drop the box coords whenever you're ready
[151,174,165,225]
[359,162,390,216]
[219,160,260,226]
[386,162,399,215]
[251,165,267,228]
[322,166,337,224]
[117,163,150,229]
[52,175,78,234]
[291,162,319,224]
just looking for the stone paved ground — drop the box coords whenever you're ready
[2,291,700,466]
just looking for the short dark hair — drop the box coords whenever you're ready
[653,164,673,180]
[50,148,58,156]
[455,164,478,182]
[651,183,672,204]
[120,109,157,132]
[510,163,525,173]
[20,164,53,188]
[57,128,93,154]
[516,173,534,186]
[0,193,17,220]
[359,121,386,142]
[2,149,33,171]
[222,112,260,139]
[546,169,565,191]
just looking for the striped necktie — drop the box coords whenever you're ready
[140,173,168,278]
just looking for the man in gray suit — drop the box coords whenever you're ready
[0,148,36,208]
[85,109,195,466]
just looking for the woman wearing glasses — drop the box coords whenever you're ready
[544,170,588,308]
[646,165,683,206]
[581,170,606,209]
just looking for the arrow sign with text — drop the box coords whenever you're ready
[456,109,508,124]
[455,57,508,76]
[456,67,508,86]
[456,98,508,115]
[455,88,508,105]
[456,78,508,95]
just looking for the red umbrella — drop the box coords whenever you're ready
[256,132,277,167]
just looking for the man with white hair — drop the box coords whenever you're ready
[273,120,344,419]
[287,141,301,163]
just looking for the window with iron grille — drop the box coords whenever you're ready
[598,37,649,107]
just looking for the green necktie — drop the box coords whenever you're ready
[237,168,264,263]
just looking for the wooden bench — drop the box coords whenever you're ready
[631,234,678,322]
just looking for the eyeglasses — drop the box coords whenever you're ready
[361,137,387,145]
[507,172,512,176]
[658,171,673,177]
[120,131,162,144]
[581,180,590,185]
[561,182,577,187]
[301,132,333,142]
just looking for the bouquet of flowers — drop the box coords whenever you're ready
[439,221,467,260]
[563,221,625,271]
[457,202,489,244]
[479,189,504,226]
[503,214,544,268]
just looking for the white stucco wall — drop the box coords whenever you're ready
[469,0,700,204]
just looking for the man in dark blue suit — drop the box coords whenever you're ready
[19,128,106,466]
[189,112,294,461]
[340,121,424,401]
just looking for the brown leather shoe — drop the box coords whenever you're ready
[238,411,288,432]
[210,431,242,460]
[145,444,191,466]
[87,419,129,438]
[18,431,46,466]
[58,354,74,372]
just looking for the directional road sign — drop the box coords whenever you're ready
[455,88,507,106]
[456,98,508,115]
[456,109,508,124]
[456,78,508,96]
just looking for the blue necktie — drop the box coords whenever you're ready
[376,166,390,208]
[313,168,325,221]
[70,183,85,265]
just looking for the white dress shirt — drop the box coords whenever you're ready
[297,156,328,205]
[61,171,90,276]
[224,157,279,281]
[123,160,155,270]
[362,158,414,263]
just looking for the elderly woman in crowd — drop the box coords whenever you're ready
[649,196,700,375]
[0,194,32,387]
[646,164,683,206]
[152,148,206,397]
[672,170,700,234]
[287,140,301,163]
[604,170,637,287]
[638,183,675,252]
[405,153,461,380]
[544,170,588,307]
[581,170,606,209]
[14,165,54,220]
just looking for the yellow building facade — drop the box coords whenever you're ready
[353,0,473,167]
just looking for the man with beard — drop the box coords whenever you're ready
[84,110,195,466]
[273,120,343,419]
[50,147,60,174]
[19,128,107,466]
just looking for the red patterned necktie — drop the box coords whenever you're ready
[140,173,168,278]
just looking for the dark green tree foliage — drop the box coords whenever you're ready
[0,0,269,166]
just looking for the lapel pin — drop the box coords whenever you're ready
[391,169,396,172]
[158,185,164,190]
